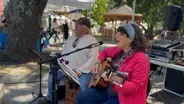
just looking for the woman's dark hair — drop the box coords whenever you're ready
[117,23,147,52]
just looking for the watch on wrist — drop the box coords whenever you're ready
[76,70,82,76]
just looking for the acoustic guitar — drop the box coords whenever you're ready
[88,59,116,89]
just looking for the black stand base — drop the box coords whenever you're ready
[29,76,46,104]
[28,49,49,104]
[50,62,59,104]
[29,92,46,104]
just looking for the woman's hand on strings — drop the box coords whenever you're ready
[92,63,101,74]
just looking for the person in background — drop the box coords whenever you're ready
[0,15,3,32]
[77,23,150,104]
[51,18,59,29]
[1,15,7,33]
[50,18,60,43]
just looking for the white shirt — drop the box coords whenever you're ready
[61,34,99,73]
[51,22,59,29]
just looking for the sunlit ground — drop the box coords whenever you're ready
[0,35,184,104]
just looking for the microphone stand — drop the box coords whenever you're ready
[37,42,102,104]
[29,29,46,104]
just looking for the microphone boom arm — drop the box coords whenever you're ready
[38,41,103,65]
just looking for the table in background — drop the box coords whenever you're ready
[150,59,184,97]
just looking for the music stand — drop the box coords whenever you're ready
[28,27,63,104]
[29,38,49,104]
[29,28,48,104]
[30,48,59,104]
[37,41,103,104]
[24,28,54,104]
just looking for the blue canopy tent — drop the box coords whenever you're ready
[0,33,7,50]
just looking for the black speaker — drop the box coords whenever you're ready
[164,5,183,31]
[164,68,184,96]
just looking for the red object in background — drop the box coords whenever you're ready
[65,60,69,65]
[59,58,64,63]
[59,58,69,65]
[0,0,3,15]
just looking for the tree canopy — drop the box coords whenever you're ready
[90,0,109,25]
[91,0,184,38]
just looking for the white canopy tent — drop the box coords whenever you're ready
[3,0,94,13]
[46,0,95,12]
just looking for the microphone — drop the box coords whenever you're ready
[99,41,104,45]
[88,41,103,48]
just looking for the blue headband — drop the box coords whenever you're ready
[123,24,135,41]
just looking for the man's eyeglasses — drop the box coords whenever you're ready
[73,38,79,48]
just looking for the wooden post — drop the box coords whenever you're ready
[113,17,117,42]
[111,19,114,41]
[101,16,105,40]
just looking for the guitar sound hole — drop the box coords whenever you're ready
[94,77,97,80]
[94,75,99,81]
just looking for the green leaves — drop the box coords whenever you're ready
[90,0,184,37]
[135,0,167,27]
[91,0,109,25]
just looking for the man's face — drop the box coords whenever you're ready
[75,23,84,36]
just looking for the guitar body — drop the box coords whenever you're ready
[89,75,109,89]
[88,59,113,89]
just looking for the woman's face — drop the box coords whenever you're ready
[115,32,132,50]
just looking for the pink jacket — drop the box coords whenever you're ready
[98,47,150,104]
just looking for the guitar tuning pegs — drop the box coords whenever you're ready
[65,60,69,65]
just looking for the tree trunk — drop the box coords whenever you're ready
[0,0,48,63]
[147,25,154,39]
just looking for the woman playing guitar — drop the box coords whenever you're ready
[77,23,150,104]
